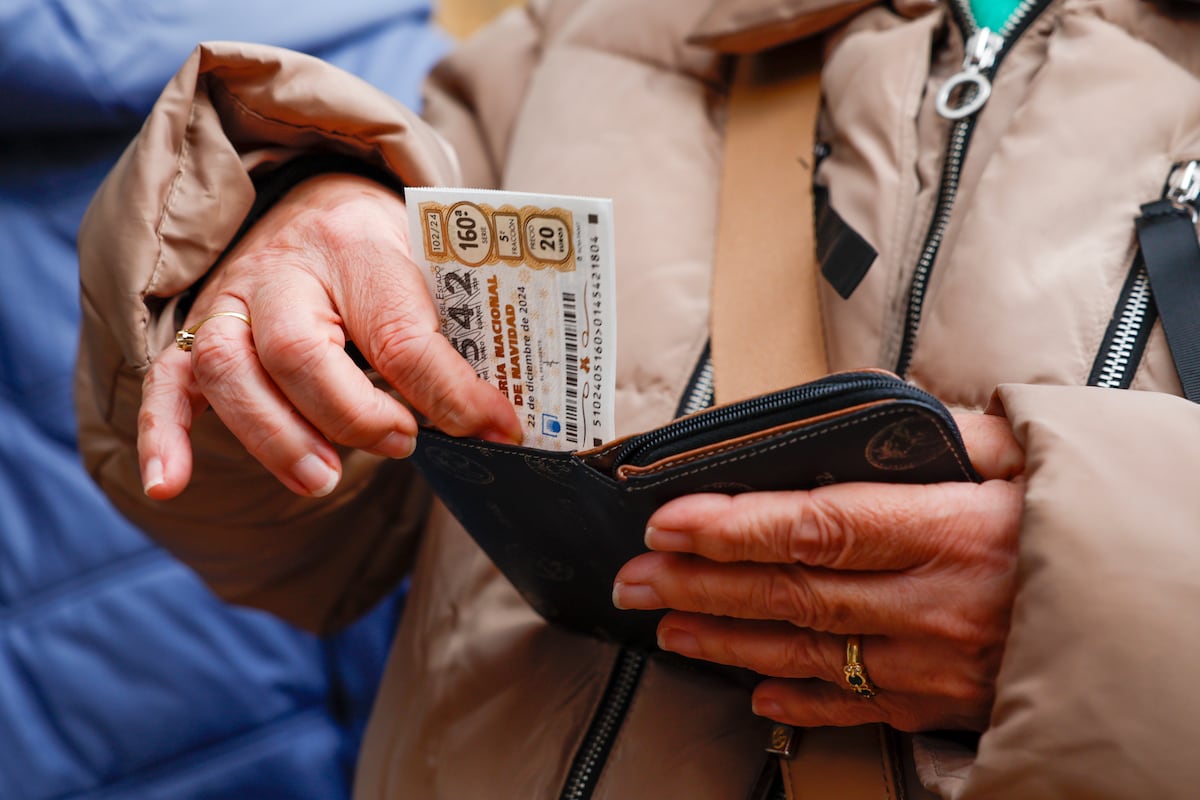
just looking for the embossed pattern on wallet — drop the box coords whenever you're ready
[409,370,977,651]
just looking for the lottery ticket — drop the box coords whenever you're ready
[406,187,616,451]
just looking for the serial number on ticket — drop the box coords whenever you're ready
[406,187,616,451]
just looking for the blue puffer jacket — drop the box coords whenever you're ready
[0,3,447,798]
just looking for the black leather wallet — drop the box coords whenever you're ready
[410,370,977,650]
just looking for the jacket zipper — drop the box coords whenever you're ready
[559,650,647,800]
[679,345,717,417]
[1089,264,1155,389]
[1166,160,1200,221]
[1090,161,1200,389]
[894,0,1051,376]
[557,351,716,800]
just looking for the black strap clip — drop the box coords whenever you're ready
[1136,161,1200,402]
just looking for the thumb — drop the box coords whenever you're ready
[953,411,1025,481]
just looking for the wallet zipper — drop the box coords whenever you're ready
[895,0,1051,376]
[611,372,942,469]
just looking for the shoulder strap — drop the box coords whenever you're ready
[713,44,939,800]
[710,43,828,405]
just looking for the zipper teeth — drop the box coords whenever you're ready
[615,374,935,467]
[951,0,1036,38]
[1094,266,1153,388]
[896,117,972,376]
[896,0,1051,376]
[951,0,980,35]
[559,650,646,800]
[1000,0,1040,37]
[681,356,715,415]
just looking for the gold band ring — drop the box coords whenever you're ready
[844,635,877,698]
[175,312,251,352]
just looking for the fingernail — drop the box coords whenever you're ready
[752,697,784,719]
[612,581,663,610]
[376,431,416,459]
[294,454,339,497]
[143,457,165,495]
[657,627,699,656]
[644,525,692,552]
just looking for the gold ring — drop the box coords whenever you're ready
[844,635,877,698]
[175,312,251,352]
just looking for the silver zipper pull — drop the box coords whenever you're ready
[936,28,1004,120]
[1166,160,1200,222]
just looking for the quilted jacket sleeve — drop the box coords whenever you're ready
[76,7,554,633]
[926,384,1200,799]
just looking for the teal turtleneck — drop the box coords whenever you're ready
[968,0,1026,33]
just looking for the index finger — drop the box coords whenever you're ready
[356,304,521,443]
[333,239,522,444]
[258,171,523,446]
[644,479,1023,570]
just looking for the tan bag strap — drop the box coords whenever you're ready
[710,43,828,405]
[714,45,923,800]
[776,725,908,800]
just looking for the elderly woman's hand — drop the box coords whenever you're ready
[612,413,1024,731]
[138,173,522,500]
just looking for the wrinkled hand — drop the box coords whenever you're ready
[612,413,1024,731]
[139,173,522,499]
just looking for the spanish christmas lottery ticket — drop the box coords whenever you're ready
[406,187,616,451]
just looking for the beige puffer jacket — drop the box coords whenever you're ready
[77,0,1200,797]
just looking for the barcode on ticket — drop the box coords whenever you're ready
[406,187,616,451]
[562,291,579,446]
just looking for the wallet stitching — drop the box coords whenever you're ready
[623,405,886,473]
[624,407,971,492]
[423,437,583,472]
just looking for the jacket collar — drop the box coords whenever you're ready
[689,0,885,53]
[691,0,1200,54]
